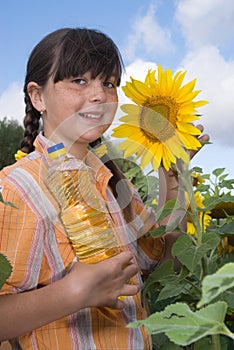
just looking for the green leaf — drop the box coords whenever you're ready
[220,179,234,190]
[143,263,192,305]
[202,232,220,250]
[201,174,211,180]
[0,191,5,203]
[200,141,213,146]
[196,184,210,192]
[149,225,167,238]
[155,199,183,223]
[0,253,13,289]
[222,289,234,311]
[212,168,225,177]
[0,191,18,209]
[197,263,234,308]
[192,166,203,173]
[219,174,229,182]
[202,195,234,212]
[128,301,232,346]
[143,260,175,297]
[210,221,234,236]
[172,233,219,272]
[157,282,190,302]
[150,217,182,238]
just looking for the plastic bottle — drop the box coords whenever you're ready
[46,142,122,264]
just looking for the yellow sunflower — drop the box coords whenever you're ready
[14,149,27,161]
[92,143,108,158]
[186,191,212,235]
[192,172,205,188]
[112,65,208,171]
[218,236,234,257]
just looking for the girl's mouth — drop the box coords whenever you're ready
[79,112,103,120]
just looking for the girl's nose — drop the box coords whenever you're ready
[88,81,107,103]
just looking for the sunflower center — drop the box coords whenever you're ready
[140,96,179,143]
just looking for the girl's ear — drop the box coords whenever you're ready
[27,82,46,113]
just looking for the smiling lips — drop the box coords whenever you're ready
[79,112,103,120]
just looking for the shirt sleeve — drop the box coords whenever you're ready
[0,176,42,295]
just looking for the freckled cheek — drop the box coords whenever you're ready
[56,94,82,117]
[107,95,118,114]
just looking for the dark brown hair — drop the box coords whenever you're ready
[21,27,134,222]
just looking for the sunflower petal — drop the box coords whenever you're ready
[140,147,154,169]
[112,124,139,138]
[177,122,202,135]
[178,132,202,150]
[170,71,186,96]
[132,79,152,98]
[176,79,197,101]
[151,142,163,166]
[177,114,200,123]
[122,82,146,105]
[193,100,209,107]
[120,103,140,114]
[118,139,143,158]
[150,156,160,170]
[162,146,175,171]
[145,69,156,87]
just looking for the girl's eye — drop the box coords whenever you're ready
[72,78,86,85]
[103,81,116,88]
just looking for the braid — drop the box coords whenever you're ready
[89,139,134,223]
[103,155,134,223]
[20,92,41,153]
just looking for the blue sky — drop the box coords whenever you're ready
[1,0,234,180]
[0,0,181,88]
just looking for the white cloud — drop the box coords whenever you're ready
[178,45,234,147]
[122,59,158,83]
[0,82,24,124]
[117,59,158,105]
[122,3,175,61]
[175,0,234,49]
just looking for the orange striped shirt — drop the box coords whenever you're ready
[0,133,164,349]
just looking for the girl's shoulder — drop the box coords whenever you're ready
[0,150,42,179]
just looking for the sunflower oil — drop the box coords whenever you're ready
[46,143,122,264]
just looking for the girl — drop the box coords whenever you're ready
[0,27,209,349]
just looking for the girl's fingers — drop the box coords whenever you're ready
[190,124,210,160]
[117,251,135,266]
[120,283,140,297]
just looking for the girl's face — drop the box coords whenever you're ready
[35,71,118,158]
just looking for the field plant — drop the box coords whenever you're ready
[128,165,234,350]
[0,191,13,290]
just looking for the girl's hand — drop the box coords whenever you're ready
[0,251,139,341]
[190,124,210,160]
[66,251,139,310]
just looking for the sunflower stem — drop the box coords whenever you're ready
[179,161,203,245]
[184,278,202,295]
[212,334,221,350]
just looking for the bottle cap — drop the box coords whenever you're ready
[47,143,67,159]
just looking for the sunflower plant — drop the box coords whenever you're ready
[112,65,234,349]
[0,190,14,289]
[127,163,234,350]
[112,64,208,171]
